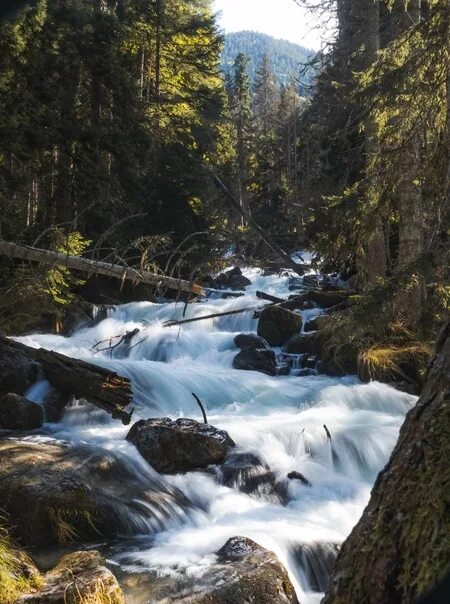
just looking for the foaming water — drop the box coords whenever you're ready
[20,266,416,603]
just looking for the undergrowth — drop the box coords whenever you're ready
[0,521,42,603]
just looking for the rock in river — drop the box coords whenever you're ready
[233,348,277,376]
[17,551,124,604]
[257,306,302,347]
[234,333,269,350]
[144,536,299,603]
[0,393,44,430]
[219,451,279,501]
[127,417,235,474]
[0,439,189,546]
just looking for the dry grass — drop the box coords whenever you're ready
[0,523,43,603]
[76,580,125,604]
[358,343,432,382]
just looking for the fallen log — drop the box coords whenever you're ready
[0,239,205,297]
[163,305,258,327]
[1,336,134,424]
[256,291,285,304]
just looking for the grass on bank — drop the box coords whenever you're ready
[0,523,42,603]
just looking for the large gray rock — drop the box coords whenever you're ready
[234,333,269,350]
[17,551,124,604]
[143,536,299,603]
[233,349,277,376]
[257,306,302,346]
[127,417,235,474]
[0,440,189,546]
[0,393,43,430]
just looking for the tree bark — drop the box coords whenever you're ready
[1,335,134,424]
[0,240,205,296]
[323,321,450,604]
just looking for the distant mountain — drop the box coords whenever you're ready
[221,31,315,92]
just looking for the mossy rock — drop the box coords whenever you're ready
[17,551,124,604]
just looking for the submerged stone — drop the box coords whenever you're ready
[219,451,278,500]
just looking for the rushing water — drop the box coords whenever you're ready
[20,266,416,603]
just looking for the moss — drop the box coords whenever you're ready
[0,523,43,603]
[358,343,431,382]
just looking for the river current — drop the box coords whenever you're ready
[20,265,416,603]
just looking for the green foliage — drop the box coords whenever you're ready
[44,230,91,306]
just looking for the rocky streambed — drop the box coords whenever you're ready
[0,264,417,603]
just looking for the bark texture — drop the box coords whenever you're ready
[323,321,450,604]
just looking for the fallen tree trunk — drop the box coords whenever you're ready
[212,174,305,278]
[1,336,134,424]
[0,239,205,296]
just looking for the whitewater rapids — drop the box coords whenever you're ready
[21,266,416,603]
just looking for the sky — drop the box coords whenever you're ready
[213,0,328,51]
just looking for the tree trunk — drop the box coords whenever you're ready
[323,321,450,604]
[393,0,424,324]
[0,239,205,296]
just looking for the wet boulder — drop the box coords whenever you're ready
[0,337,40,396]
[219,451,278,500]
[0,440,189,546]
[17,551,124,604]
[233,349,276,376]
[257,306,302,347]
[215,267,251,290]
[234,333,269,350]
[146,536,299,603]
[0,393,44,430]
[283,333,315,355]
[127,417,235,474]
[304,318,319,332]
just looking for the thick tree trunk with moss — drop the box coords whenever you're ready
[323,321,450,604]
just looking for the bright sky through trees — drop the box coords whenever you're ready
[213,0,325,50]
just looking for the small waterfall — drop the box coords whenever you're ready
[18,265,417,604]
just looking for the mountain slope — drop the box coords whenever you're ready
[221,31,314,90]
